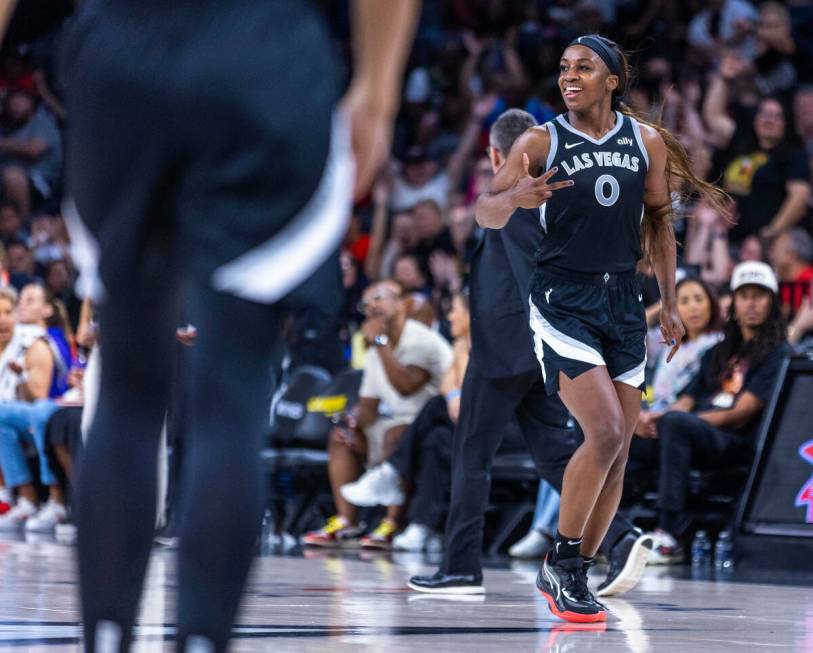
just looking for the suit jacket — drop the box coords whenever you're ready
[468,207,543,379]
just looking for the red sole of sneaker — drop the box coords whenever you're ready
[538,589,607,623]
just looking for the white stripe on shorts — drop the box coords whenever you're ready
[528,296,605,368]
[212,109,354,303]
[612,358,647,388]
[63,197,105,302]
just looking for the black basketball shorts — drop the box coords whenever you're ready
[61,1,352,306]
[528,267,647,396]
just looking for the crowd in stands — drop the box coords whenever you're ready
[0,0,810,563]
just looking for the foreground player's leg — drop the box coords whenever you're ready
[77,275,178,652]
[175,282,280,651]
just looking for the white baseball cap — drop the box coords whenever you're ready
[730,261,778,294]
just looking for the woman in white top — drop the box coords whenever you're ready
[636,278,723,435]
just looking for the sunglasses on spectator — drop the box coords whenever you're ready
[357,289,401,313]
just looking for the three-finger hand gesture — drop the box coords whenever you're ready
[511,153,574,210]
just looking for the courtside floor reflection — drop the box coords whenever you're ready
[0,534,811,651]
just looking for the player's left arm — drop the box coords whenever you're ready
[641,125,685,363]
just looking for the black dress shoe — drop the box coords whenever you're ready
[408,571,484,594]
[596,528,653,597]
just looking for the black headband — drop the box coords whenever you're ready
[567,35,623,86]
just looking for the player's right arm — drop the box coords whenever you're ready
[344,0,421,199]
[0,1,17,45]
[475,126,572,229]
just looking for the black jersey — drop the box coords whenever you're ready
[534,112,650,274]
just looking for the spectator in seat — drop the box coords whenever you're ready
[0,200,26,248]
[6,240,37,291]
[640,278,724,419]
[410,199,457,270]
[768,228,813,313]
[704,55,811,243]
[388,95,491,213]
[753,2,798,98]
[393,253,430,294]
[0,91,63,217]
[45,259,81,330]
[0,287,18,515]
[0,284,73,532]
[793,85,813,168]
[364,175,420,283]
[303,280,452,550]
[339,290,470,552]
[642,262,789,563]
[687,0,759,65]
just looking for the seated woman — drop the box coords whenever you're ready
[339,290,470,552]
[636,277,723,430]
[0,287,76,532]
[642,262,789,563]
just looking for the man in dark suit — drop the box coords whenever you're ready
[408,109,652,597]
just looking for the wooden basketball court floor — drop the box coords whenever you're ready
[0,535,812,652]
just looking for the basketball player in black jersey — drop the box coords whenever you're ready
[477,35,727,622]
[0,1,419,651]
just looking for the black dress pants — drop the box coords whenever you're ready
[388,395,453,531]
[656,411,746,514]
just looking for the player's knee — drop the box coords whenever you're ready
[591,417,626,464]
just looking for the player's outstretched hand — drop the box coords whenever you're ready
[660,306,685,363]
[342,89,393,201]
[511,153,574,210]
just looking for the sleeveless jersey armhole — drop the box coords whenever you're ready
[544,121,558,173]
[629,117,650,171]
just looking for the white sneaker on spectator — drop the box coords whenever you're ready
[393,523,438,552]
[508,529,551,559]
[0,497,38,531]
[340,462,405,507]
[25,500,68,533]
[55,522,77,545]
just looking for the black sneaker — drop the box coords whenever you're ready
[537,555,606,623]
[596,529,653,597]
[408,572,485,595]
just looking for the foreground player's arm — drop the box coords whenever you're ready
[641,125,684,363]
[475,127,572,229]
[0,0,17,45]
[344,0,421,198]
